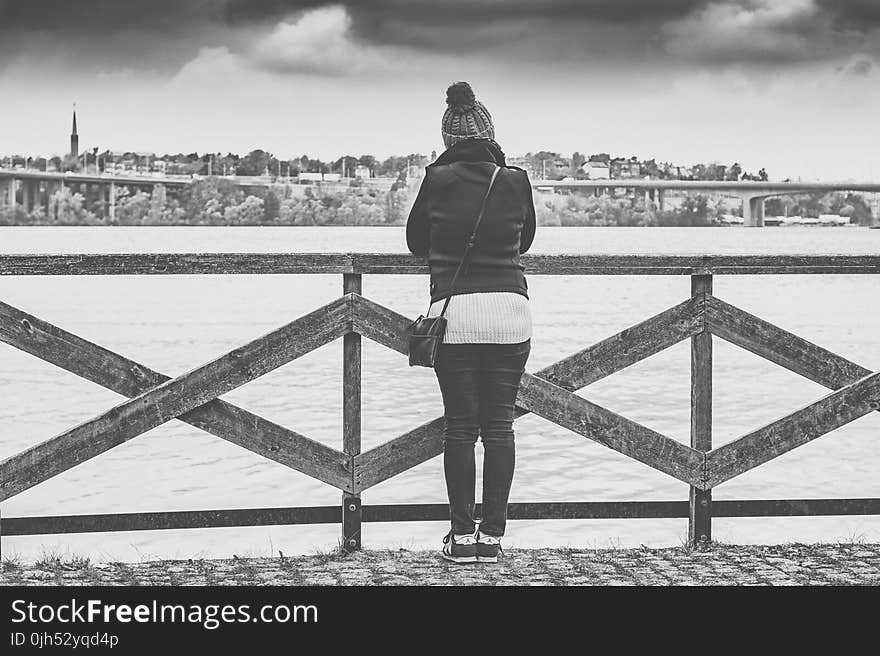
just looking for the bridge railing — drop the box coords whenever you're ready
[0,253,878,550]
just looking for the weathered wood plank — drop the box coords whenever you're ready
[706,296,874,392]
[516,373,705,487]
[712,498,880,517]
[351,293,409,355]
[0,296,351,500]
[1,253,878,276]
[0,506,342,535]
[353,418,446,492]
[531,296,702,392]
[705,371,880,488]
[343,283,363,459]
[0,253,356,275]
[362,501,692,521]
[0,299,352,494]
[342,275,363,549]
[4,497,878,535]
[522,254,880,275]
[689,275,713,543]
[362,498,880,521]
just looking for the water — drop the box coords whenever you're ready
[1,226,878,562]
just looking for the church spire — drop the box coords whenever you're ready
[69,103,79,158]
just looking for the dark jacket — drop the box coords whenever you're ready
[406,138,536,304]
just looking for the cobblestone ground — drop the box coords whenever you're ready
[2,543,879,586]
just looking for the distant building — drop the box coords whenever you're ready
[553,157,571,171]
[69,106,79,158]
[354,165,372,179]
[102,151,157,174]
[611,158,641,179]
[661,163,686,179]
[581,161,610,179]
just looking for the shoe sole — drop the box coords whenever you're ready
[442,553,477,564]
[476,555,498,563]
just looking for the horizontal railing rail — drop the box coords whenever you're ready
[1,253,879,276]
[0,252,877,550]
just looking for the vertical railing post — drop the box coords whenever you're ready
[342,273,362,552]
[689,274,713,546]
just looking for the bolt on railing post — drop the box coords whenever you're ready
[342,273,363,552]
[689,274,713,547]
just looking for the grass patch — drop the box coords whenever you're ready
[108,562,141,585]
[66,555,92,571]
[34,548,65,572]
[2,553,23,573]
[310,540,352,565]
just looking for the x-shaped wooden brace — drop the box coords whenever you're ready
[349,294,879,492]
[1,291,877,502]
[701,297,880,487]
[0,296,353,501]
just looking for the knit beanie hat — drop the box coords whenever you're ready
[441,81,495,149]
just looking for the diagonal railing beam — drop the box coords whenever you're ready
[352,294,703,387]
[353,418,446,492]
[706,296,876,400]
[0,299,353,497]
[0,296,351,500]
[348,296,446,490]
[516,373,705,487]
[705,370,880,488]
[350,293,410,355]
[352,294,705,490]
[529,296,704,392]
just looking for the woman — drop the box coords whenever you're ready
[406,81,536,564]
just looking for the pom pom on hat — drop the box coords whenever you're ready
[446,81,476,113]
[441,81,495,149]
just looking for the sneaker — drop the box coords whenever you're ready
[476,533,503,563]
[441,531,477,564]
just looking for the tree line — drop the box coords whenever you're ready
[7,147,773,183]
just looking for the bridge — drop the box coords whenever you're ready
[535,179,880,227]
[0,169,401,223]
[2,168,879,226]
[0,169,191,223]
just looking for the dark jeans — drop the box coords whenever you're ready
[434,339,531,537]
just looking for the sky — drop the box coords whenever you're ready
[0,0,878,181]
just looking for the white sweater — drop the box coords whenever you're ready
[427,291,532,344]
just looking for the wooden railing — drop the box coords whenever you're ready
[0,253,878,550]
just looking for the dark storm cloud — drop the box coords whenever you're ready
[0,0,228,34]
[223,0,706,26]
[0,0,706,36]
[0,1,243,74]
[2,0,880,74]
[342,1,704,51]
[3,0,879,40]
[0,0,710,72]
[818,0,880,27]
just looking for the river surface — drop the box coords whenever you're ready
[1,226,878,562]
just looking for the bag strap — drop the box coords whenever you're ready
[437,164,501,317]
